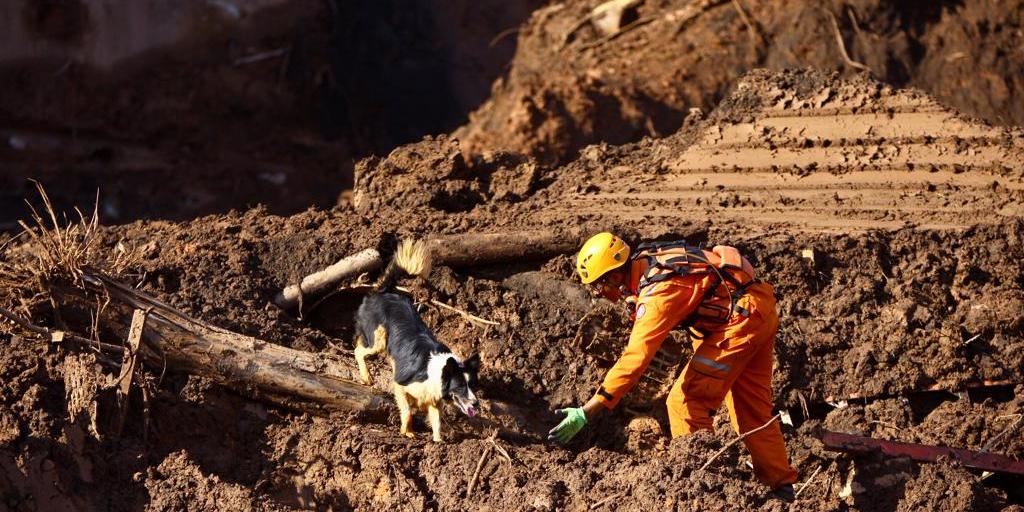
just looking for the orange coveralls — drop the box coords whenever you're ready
[592,261,798,489]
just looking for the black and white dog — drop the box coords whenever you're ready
[354,239,480,442]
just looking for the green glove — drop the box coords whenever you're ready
[548,407,587,443]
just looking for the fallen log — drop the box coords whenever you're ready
[275,228,588,310]
[426,229,586,268]
[820,431,1024,475]
[51,270,390,416]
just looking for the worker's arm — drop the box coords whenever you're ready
[590,278,704,412]
[548,277,705,443]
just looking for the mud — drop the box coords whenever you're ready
[456,0,1024,165]
[1,6,1023,511]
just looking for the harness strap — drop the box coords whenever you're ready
[635,241,757,327]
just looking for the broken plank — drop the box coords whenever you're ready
[821,431,1024,475]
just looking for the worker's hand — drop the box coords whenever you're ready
[547,407,587,443]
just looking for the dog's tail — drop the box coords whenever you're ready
[376,239,432,291]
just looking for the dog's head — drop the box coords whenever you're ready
[442,354,480,418]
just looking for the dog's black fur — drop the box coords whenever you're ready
[355,293,480,392]
[353,240,480,441]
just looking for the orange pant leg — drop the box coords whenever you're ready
[723,313,798,488]
[665,321,761,436]
[665,284,797,489]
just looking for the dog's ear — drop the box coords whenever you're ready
[443,357,461,376]
[463,353,481,372]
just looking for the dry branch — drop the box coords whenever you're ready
[467,431,499,497]
[0,305,124,354]
[981,415,1024,452]
[488,431,515,466]
[670,0,729,35]
[430,299,499,328]
[590,492,625,510]
[730,0,762,46]
[700,413,781,471]
[274,248,383,310]
[825,10,871,73]
[795,464,822,498]
[489,27,520,48]
[578,16,656,52]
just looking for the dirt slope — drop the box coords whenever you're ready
[548,69,1024,233]
[456,0,1024,165]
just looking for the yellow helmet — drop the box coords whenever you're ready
[576,232,631,284]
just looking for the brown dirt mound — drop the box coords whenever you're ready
[456,0,1024,165]
[2,69,1023,510]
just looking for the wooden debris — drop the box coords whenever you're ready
[730,0,762,46]
[115,309,146,437]
[468,431,499,496]
[425,229,587,268]
[488,431,515,466]
[821,431,1024,475]
[578,16,656,52]
[669,0,729,35]
[276,229,588,312]
[489,27,520,48]
[795,464,823,498]
[801,248,818,265]
[700,413,782,471]
[274,248,384,311]
[0,305,124,355]
[825,10,871,73]
[981,415,1024,452]
[430,299,499,328]
[590,491,626,510]
[50,271,390,416]
[822,379,1019,403]
[233,48,288,66]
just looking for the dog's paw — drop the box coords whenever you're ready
[431,435,443,443]
[402,431,416,439]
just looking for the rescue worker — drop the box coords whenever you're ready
[548,232,799,500]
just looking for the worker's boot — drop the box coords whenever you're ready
[768,484,795,503]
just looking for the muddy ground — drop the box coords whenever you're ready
[2,1,1024,511]
[3,66,1024,511]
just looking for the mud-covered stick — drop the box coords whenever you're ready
[794,464,822,499]
[467,443,495,496]
[274,248,383,310]
[590,492,626,510]
[699,413,782,471]
[430,299,499,327]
